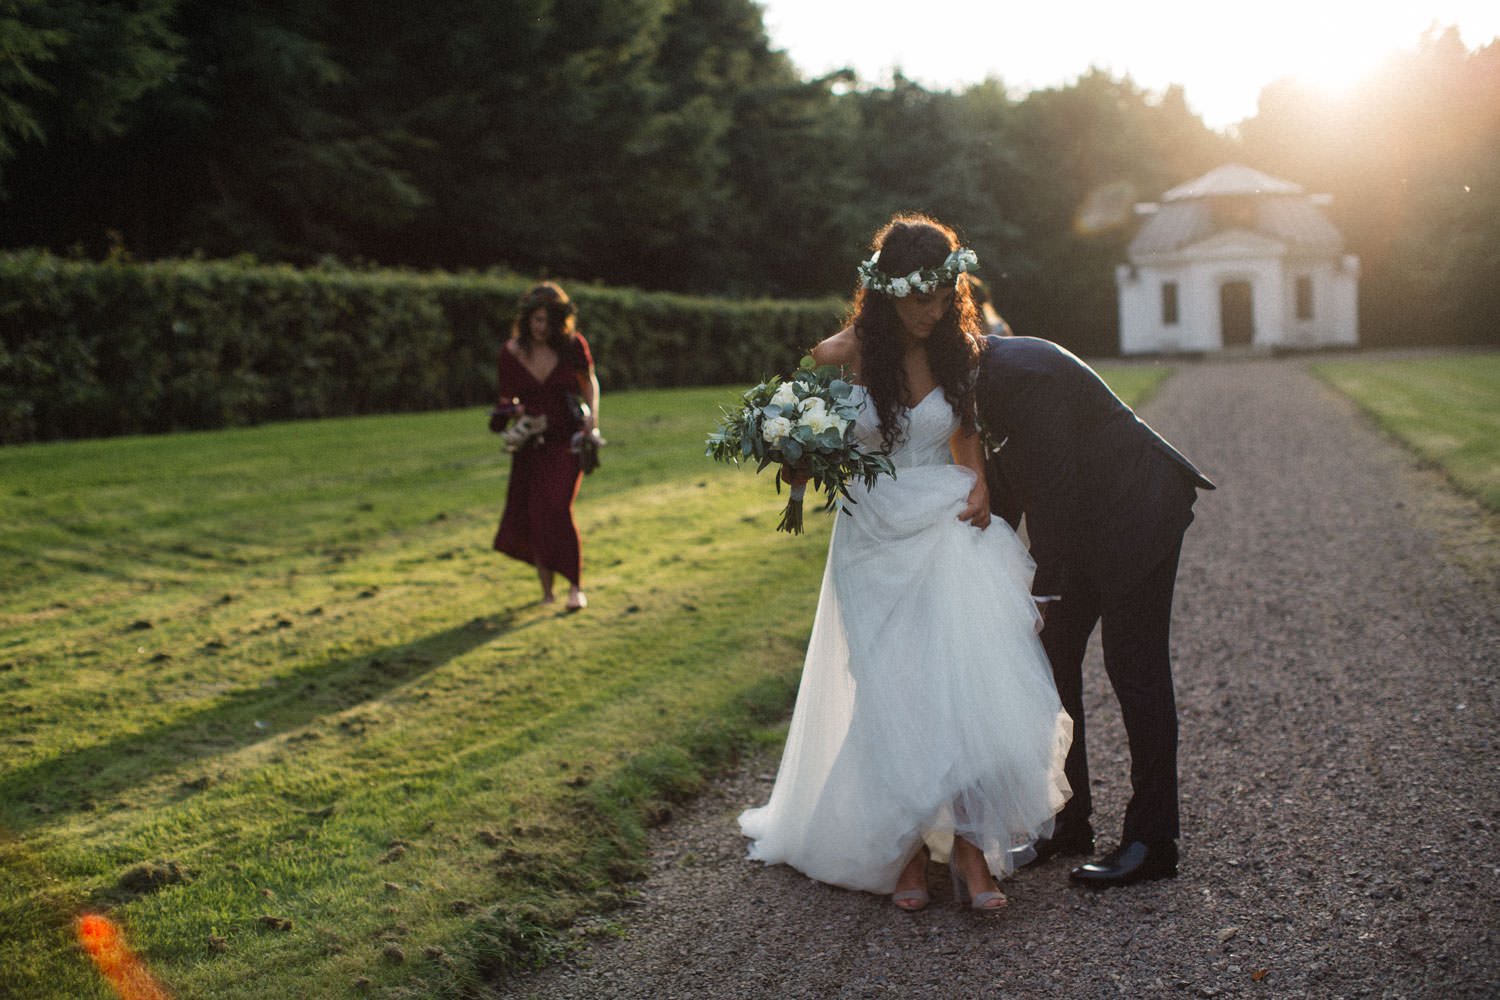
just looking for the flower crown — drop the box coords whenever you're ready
[857,247,979,298]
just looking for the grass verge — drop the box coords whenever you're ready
[0,366,1163,999]
[1312,351,1500,513]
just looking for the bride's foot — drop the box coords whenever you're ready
[892,846,931,911]
[951,838,1007,911]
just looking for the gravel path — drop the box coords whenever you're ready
[503,356,1500,1000]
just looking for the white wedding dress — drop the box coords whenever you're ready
[738,387,1072,893]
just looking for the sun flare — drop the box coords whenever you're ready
[1275,24,1405,103]
[76,914,173,1000]
[758,0,1500,130]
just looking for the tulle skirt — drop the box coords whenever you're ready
[738,462,1072,893]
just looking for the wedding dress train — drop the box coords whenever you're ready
[739,388,1072,893]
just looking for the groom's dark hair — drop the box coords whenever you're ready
[849,214,983,451]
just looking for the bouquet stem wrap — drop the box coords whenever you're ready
[779,482,808,534]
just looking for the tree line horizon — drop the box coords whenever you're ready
[2,1,1496,356]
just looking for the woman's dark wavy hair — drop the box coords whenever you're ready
[850,214,983,451]
[511,281,579,357]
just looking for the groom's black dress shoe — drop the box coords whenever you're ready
[1030,821,1095,863]
[1069,840,1178,887]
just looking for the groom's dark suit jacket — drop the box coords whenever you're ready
[976,335,1214,600]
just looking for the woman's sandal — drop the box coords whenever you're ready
[892,846,931,911]
[892,888,930,911]
[950,857,1008,911]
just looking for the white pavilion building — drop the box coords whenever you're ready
[1115,164,1360,355]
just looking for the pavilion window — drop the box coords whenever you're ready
[1295,275,1314,320]
[1161,282,1179,325]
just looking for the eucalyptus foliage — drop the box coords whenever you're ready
[706,356,894,533]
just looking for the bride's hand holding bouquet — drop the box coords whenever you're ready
[706,356,895,533]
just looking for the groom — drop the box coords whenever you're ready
[971,333,1214,887]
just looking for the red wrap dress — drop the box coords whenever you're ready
[492,334,593,586]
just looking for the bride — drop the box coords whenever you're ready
[738,214,1072,912]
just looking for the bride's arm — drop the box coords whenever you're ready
[810,327,858,371]
[952,427,992,530]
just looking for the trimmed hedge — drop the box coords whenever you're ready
[0,251,847,443]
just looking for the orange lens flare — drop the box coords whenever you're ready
[75,914,173,1000]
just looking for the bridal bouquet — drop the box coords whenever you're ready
[705,356,894,534]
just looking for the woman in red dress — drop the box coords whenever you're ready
[492,282,600,611]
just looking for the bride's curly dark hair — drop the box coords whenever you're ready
[850,214,984,451]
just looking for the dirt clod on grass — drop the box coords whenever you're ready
[116,860,192,895]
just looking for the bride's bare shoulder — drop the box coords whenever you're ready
[811,326,860,373]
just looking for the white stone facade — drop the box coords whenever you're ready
[1117,165,1359,355]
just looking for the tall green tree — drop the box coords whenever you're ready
[998,69,1230,354]
[7,1,1488,355]
[1,0,427,258]
[0,0,65,169]
[346,0,766,290]
[846,75,1020,250]
[0,0,183,158]
[0,0,183,211]
[711,65,865,297]
[397,0,691,277]
[172,0,427,258]
[655,1,865,296]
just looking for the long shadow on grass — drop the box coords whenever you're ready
[0,610,544,832]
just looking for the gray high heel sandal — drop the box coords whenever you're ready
[950,857,1008,911]
[891,888,930,911]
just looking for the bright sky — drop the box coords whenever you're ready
[756,1,1500,130]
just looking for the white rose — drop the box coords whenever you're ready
[802,408,847,435]
[761,415,794,443]
[798,396,827,419]
[769,383,799,408]
[889,276,910,297]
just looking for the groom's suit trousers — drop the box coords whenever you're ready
[976,335,1211,847]
[1041,535,1184,845]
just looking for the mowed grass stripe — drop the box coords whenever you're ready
[1,386,827,998]
[4,564,810,997]
[1,464,813,822]
[1,468,814,789]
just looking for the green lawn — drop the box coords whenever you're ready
[0,366,1165,999]
[1313,351,1500,513]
